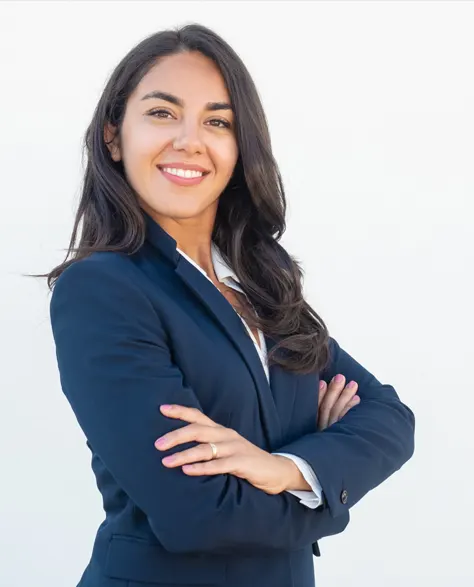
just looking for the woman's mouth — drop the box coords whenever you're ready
[157,165,210,186]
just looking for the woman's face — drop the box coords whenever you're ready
[106,51,239,223]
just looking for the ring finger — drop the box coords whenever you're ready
[161,441,231,468]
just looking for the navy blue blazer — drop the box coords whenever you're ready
[50,211,415,587]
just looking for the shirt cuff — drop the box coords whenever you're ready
[273,452,324,509]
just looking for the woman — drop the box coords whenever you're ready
[46,24,415,587]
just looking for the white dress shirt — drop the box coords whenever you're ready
[176,242,323,509]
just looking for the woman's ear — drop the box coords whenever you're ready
[104,123,121,162]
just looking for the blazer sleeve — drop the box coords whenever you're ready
[50,258,349,556]
[275,337,416,519]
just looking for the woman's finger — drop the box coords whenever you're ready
[155,422,235,451]
[327,381,359,427]
[317,380,327,410]
[161,440,241,468]
[182,455,243,476]
[338,395,360,420]
[159,404,220,427]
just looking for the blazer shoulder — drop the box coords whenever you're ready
[50,251,151,317]
[53,251,138,290]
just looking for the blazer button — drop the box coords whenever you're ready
[340,489,348,504]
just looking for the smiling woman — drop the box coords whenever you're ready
[35,22,415,587]
[104,51,239,221]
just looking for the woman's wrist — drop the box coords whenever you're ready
[272,455,312,492]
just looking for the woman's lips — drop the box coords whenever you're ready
[157,166,209,186]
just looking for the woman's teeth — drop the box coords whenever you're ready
[162,167,204,178]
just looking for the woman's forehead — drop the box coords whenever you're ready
[133,52,230,104]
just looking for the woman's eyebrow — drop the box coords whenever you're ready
[140,90,232,112]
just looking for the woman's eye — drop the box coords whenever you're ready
[149,109,173,119]
[207,118,231,129]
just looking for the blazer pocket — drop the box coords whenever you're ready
[104,534,225,585]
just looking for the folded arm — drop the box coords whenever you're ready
[275,337,416,519]
[50,258,348,556]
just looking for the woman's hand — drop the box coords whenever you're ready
[317,374,360,431]
[155,404,296,495]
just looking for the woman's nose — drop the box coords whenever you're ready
[172,122,205,154]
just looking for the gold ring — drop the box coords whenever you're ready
[209,442,218,460]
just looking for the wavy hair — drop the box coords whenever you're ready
[33,23,330,374]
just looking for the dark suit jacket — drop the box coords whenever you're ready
[50,210,415,587]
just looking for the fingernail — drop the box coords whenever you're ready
[162,455,175,464]
[335,374,344,383]
[155,437,167,448]
[348,380,357,388]
[161,404,172,411]
[319,381,326,390]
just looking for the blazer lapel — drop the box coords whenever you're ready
[175,258,283,450]
[266,337,298,440]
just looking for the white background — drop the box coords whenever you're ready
[1,1,473,586]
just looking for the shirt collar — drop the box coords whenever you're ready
[176,242,240,285]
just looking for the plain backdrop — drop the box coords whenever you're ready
[1,1,473,586]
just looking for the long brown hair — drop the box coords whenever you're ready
[32,23,330,374]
